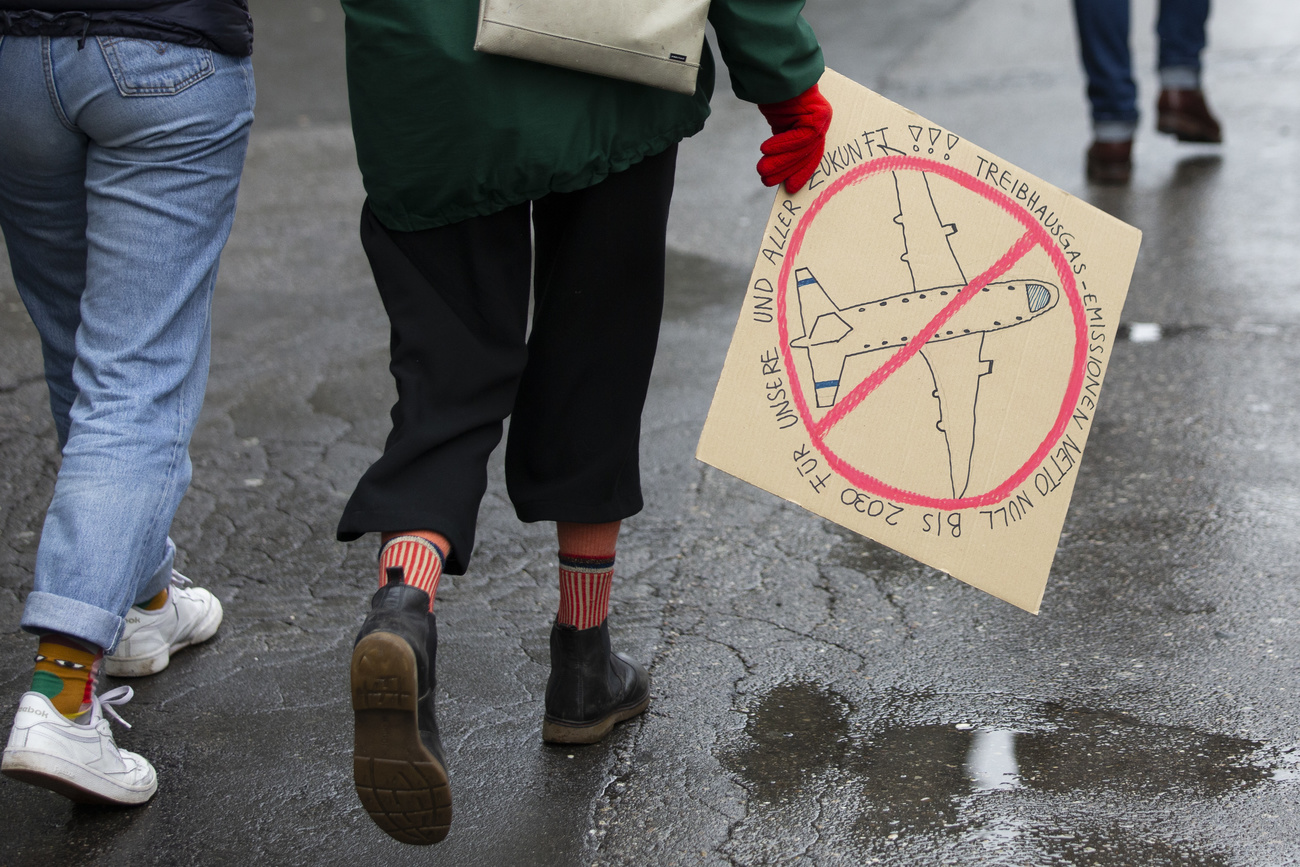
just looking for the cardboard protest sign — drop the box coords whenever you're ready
[696,70,1141,613]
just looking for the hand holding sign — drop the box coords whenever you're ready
[757,84,833,193]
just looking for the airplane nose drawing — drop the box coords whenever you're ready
[1026,282,1052,313]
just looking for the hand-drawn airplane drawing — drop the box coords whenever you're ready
[788,170,1059,499]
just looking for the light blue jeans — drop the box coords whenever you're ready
[0,35,254,651]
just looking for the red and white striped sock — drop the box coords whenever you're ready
[379,533,447,612]
[556,521,619,631]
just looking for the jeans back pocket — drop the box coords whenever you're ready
[97,37,214,96]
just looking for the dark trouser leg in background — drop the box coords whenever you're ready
[1155,0,1220,142]
[1073,0,1138,183]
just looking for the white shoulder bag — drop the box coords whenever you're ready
[474,0,710,95]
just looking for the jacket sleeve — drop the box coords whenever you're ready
[707,0,825,105]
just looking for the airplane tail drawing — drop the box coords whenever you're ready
[788,267,852,408]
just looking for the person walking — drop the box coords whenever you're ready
[336,0,831,845]
[1074,0,1222,183]
[0,0,254,805]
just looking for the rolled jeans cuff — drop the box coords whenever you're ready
[1158,66,1201,91]
[20,538,175,652]
[1093,120,1137,143]
[21,591,125,653]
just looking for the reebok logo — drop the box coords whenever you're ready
[18,707,50,720]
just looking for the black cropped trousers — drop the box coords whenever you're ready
[338,146,677,575]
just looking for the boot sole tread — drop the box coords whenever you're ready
[351,632,451,845]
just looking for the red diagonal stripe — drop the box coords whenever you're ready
[811,229,1039,439]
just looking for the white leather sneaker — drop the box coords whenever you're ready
[2,686,157,805]
[104,571,223,677]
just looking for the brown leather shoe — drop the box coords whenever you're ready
[1157,89,1222,143]
[1086,139,1132,184]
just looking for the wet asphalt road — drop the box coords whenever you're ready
[2,0,1299,864]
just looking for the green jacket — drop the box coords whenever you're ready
[343,0,824,231]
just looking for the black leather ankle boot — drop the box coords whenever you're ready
[351,568,450,845]
[543,619,650,744]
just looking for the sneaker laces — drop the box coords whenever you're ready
[87,685,137,729]
[170,570,193,590]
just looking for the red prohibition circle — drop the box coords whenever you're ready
[775,155,1087,510]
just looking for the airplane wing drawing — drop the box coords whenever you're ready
[919,336,992,499]
[895,170,966,292]
[787,169,1060,498]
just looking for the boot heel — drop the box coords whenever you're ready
[542,691,650,744]
[352,632,418,712]
[542,718,614,744]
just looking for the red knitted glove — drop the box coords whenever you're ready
[756,84,832,193]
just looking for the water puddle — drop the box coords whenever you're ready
[723,681,852,804]
[720,681,1292,862]
[1015,703,1267,797]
